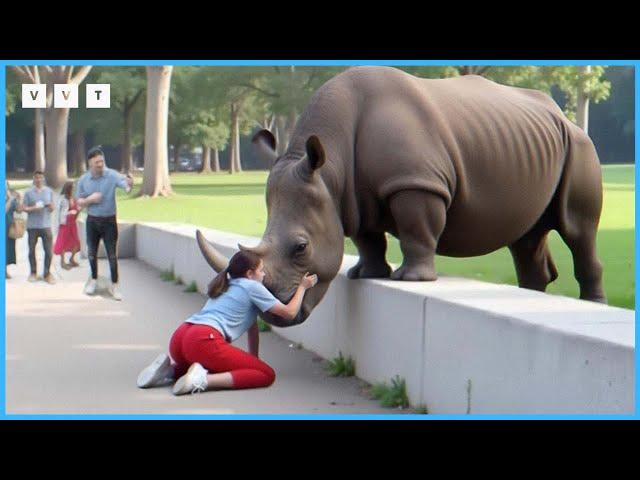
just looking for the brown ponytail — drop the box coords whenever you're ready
[208,267,230,298]
[207,250,262,298]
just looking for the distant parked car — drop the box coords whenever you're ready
[177,157,197,172]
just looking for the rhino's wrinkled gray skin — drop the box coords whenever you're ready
[197,66,606,327]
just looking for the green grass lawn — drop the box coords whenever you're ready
[14,165,633,309]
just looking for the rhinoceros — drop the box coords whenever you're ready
[196,66,606,327]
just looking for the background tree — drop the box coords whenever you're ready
[443,65,610,132]
[140,66,173,197]
[255,66,345,154]
[93,67,146,173]
[9,67,47,173]
[12,66,92,188]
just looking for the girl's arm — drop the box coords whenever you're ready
[248,322,260,357]
[59,198,69,225]
[268,273,318,321]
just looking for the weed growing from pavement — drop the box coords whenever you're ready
[369,375,410,409]
[184,281,198,293]
[160,269,175,282]
[257,318,272,332]
[326,351,356,377]
[174,276,184,285]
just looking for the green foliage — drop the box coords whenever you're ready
[68,67,146,146]
[541,66,611,122]
[174,276,184,285]
[326,352,356,377]
[184,281,198,293]
[257,318,272,332]
[160,269,175,282]
[399,66,460,79]
[414,405,429,414]
[369,375,410,409]
[5,68,25,117]
[400,65,612,123]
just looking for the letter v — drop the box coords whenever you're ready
[30,91,39,100]
[62,90,71,100]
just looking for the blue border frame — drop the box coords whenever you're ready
[1,59,637,420]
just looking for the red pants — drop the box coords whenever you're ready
[169,322,276,390]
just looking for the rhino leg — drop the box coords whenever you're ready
[559,226,607,303]
[508,223,558,291]
[388,190,446,281]
[347,232,392,279]
[554,133,607,304]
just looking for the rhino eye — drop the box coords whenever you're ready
[294,242,308,255]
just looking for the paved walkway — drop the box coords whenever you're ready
[6,234,406,415]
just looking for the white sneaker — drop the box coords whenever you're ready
[137,353,174,388]
[172,363,209,396]
[109,282,123,301]
[84,278,97,295]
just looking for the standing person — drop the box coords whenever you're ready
[136,250,318,395]
[76,147,133,300]
[5,181,21,279]
[53,181,82,270]
[21,171,55,284]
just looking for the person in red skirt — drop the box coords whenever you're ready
[54,181,82,270]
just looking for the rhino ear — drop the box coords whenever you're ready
[305,135,325,171]
[252,129,278,167]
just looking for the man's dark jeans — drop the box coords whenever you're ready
[86,216,119,283]
[27,228,53,276]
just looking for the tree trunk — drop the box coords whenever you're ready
[233,111,242,173]
[286,108,297,150]
[141,66,173,197]
[70,130,86,176]
[276,114,288,155]
[229,103,238,174]
[44,107,70,189]
[273,121,280,154]
[213,148,220,172]
[201,145,212,173]
[576,65,591,134]
[122,105,134,174]
[34,108,46,173]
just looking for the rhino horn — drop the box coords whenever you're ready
[238,242,269,256]
[196,230,229,273]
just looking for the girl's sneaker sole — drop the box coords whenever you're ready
[137,353,172,388]
[172,363,206,396]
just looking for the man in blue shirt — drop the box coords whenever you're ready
[20,171,55,284]
[76,147,133,300]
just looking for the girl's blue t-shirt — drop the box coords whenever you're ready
[186,277,280,342]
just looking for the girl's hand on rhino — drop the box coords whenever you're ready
[301,273,318,289]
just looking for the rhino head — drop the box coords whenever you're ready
[196,130,344,327]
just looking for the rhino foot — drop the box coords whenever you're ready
[348,261,392,279]
[391,264,437,281]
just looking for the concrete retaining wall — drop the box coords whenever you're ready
[128,221,635,414]
[78,219,136,259]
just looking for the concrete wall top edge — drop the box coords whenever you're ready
[130,222,635,348]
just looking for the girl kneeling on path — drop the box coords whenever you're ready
[137,250,317,395]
